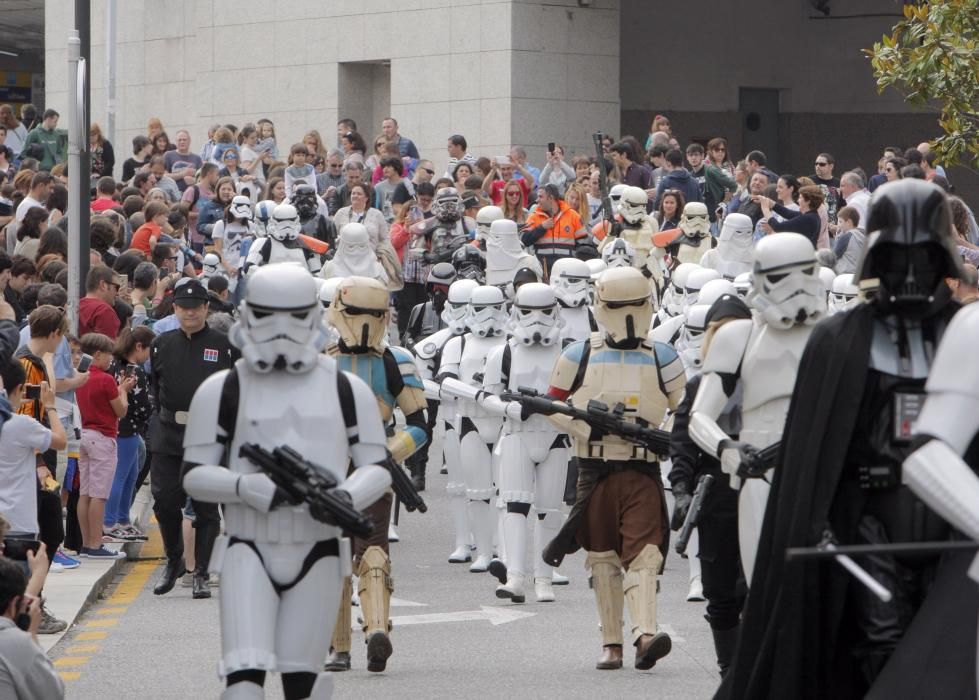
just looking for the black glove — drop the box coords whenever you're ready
[269,486,302,510]
[670,481,693,531]
[310,488,353,527]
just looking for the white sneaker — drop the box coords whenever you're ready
[534,577,555,603]
[496,573,527,603]
[687,574,705,602]
[49,562,65,573]
[448,545,472,563]
[469,554,493,573]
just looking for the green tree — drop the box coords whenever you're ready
[866,0,979,168]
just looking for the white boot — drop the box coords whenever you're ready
[468,500,495,573]
[687,574,704,602]
[495,512,527,600]
[686,528,705,602]
[497,571,527,603]
[534,577,555,602]
[447,494,472,563]
[552,570,569,585]
[532,513,561,599]
[221,681,264,699]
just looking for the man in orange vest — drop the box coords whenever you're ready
[521,184,588,280]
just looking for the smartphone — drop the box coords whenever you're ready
[24,384,41,400]
[126,363,139,378]
[77,353,93,372]
[547,142,555,154]
[3,538,41,561]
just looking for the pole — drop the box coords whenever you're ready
[67,31,81,335]
[75,0,91,310]
[105,0,116,156]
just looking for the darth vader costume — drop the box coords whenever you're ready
[718,179,978,700]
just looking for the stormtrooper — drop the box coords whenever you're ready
[674,279,737,379]
[670,202,712,265]
[318,277,342,347]
[599,186,663,295]
[549,257,596,342]
[244,203,322,276]
[401,262,456,351]
[688,233,825,583]
[732,271,751,298]
[409,187,473,265]
[436,285,509,572]
[474,205,503,245]
[181,264,392,700]
[484,218,543,295]
[254,200,278,237]
[452,243,487,284]
[323,276,429,675]
[828,272,860,314]
[539,267,687,671]
[649,267,721,346]
[413,279,480,563]
[719,180,969,699]
[652,262,699,330]
[602,237,636,269]
[321,223,388,287]
[200,252,226,282]
[818,265,837,304]
[292,184,338,254]
[700,213,754,280]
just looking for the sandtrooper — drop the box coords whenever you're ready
[672,202,712,265]
[688,233,825,581]
[244,203,322,275]
[699,212,754,280]
[601,186,663,298]
[181,264,392,700]
[436,285,509,572]
[549,257,596,342]
[413,279,480,563]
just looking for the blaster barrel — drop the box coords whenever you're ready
[675,474,714,555]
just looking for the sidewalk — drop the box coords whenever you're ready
[40,485,157,653]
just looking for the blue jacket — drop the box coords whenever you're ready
[654,168,701,209]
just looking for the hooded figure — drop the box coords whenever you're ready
[701,213,754,279]
[485,218,542,292]
[322,223,389,286]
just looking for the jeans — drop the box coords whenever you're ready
[104,434,141,527]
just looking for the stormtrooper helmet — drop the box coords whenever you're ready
[829,273,860,314]
[680,202,711,237]
[549,257,592,308]
[466,285,507,338]
[697,278,738,312]
[318,276,342,309]
[291,185,318,220]
[733,271,751,298]
[748,232,826,329]
[442,279,479,334]
[229,195,253,222]
[270,203,301,243]
[254,200,277,236]
[452,244,486,284]
[818,266,836,301]
[618,186,649,225]
[602,238,636,269]
[593,267,653,345]
[432,187,464,223]
[328,276,391,352]
[609,184,628,208]
[586,258,608,280]
[678,303,710,371]
[683,268,722,316]
[230,263,327,374]
[665,263,701,317]
[509,282,563,346]
[475,206,504,242]
[201,253,221,279]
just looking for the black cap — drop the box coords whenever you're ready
[172,277,210,307]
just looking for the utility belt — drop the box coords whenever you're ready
[159,408,190,426]
[578,457,661,479]
[582,441,656,462]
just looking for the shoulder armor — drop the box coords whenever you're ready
[183,369,232,453]
[414,327,453,360]
[387,345,424,390]
[652,340,679,366]
[927,303,979,397]
[700,318,753,375]
[560,339,588,365]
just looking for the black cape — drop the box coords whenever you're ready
[717,302,977,700]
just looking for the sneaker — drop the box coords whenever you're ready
[53,550,81,569]
[38,607,68,635]
[49,562,65,573]
[121,526,148,541]
[81,545,126,559]
[101,528,127,544]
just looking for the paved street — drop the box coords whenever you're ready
[51,440,721,699]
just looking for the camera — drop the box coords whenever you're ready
[3,538,41,561]
[23,384,40,400]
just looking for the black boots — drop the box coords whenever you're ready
[192,521,219,600]
[712,625,740,676]
[153,557,186,595]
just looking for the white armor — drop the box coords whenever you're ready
[437,285,508,572]
[818,265,836,303]
[828,273,859,314]
[182,265,390,697]
[601,186,663,294]
[688,233,825,582]
[550,258,595,342]
[674,202,712,265]
[700,212,754,280]
[201,253,224,280]
[656,262,700,327]
[733,271,751,298]
[484,218,542,293]
[475,205,503,243]
[682,268,722,316]
[476,284,570,603]
[245,204,321,276]
[602,237,636,268]
[676,304,710,378]
[321,223,387,285]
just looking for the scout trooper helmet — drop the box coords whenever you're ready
[475,206,504,242]
[593,267,653,345]
[229,195,253,222]
[829,273,860,314]
[269,203,301,243]
[231,263,327,374]
[467,285,507,338]
[602,238,636,269]
[818,266,836,301]
[680,202,711,237]
[618,186,649,225]
[509,282,563,346]
[328,276,391,352]
[549,257,592,308]
[748,232,825,329]
[442,279,479,334]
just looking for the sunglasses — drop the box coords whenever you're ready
[814,162,829,167]
[423,168,435,175]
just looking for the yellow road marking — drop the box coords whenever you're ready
[82,618,118,628]
[64,644,100,654]
[54,656,89,667]
[75,631,107,641]
[57,672,81,681]
[95,607,127,615]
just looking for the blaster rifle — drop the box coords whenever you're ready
[239,443,375,538]
[737,441,781,480]
[501,386,671,455]
[592,131,619,239]
[384,454,427,513]
[675,474,714,555]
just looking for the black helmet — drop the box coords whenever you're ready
[856,179,962,318]
[512,266,540,291]
[452,244,485,284]
[291,184,318,220]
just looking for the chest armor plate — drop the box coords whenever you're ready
[506,343,563,437]
[572,344,669,461]
[459,335,505,425]
[676,240,705,265]
[562,308,593,343]
[621,223,654,267]
[336,353,395,421]
[740,323,812,446]
[267,241,308,266]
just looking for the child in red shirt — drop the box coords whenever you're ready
[75,332,136,559]
[129,201,170,257]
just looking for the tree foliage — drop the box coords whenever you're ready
[866,0,979,168]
